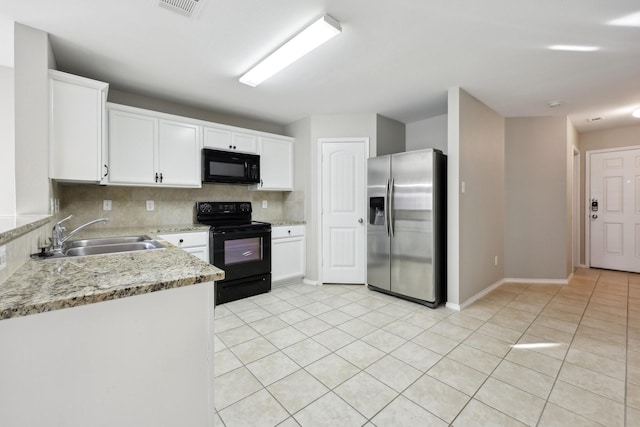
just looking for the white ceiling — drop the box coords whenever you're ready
[1,0,640,132]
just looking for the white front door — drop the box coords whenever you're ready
[321,139,367,284]
[590,148,640,273]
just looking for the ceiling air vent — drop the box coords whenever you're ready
[158,0,202,17]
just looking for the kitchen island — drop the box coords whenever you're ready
[0,239,223,427]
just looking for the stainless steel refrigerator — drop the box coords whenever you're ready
[367,149,446,307]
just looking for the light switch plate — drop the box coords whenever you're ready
[0,245,7,271]
[103,200,112,211]
[146,200,155,211]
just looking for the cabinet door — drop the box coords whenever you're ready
[258,137,293,190]
[203,127,257,154]
[203,127,233,150]
[232,132,258,154]
[108,109,157,185]
[49,76,106,182]
[184,246,209,262]
[272,236,305,282]
[158,120,201,187]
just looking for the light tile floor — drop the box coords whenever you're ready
[213,268,640,426]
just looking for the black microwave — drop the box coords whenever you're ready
[202,148,260,184]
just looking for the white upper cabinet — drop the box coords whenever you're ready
[48,70,109,182]
[158,120,201,186]
[254,136,294,191]
[108,109,157,185]
[203,127,258,154]
[106,104,202,188]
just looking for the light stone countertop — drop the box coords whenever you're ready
[269,220,306,227]
[0,225,223,320]
[0,215,53,246]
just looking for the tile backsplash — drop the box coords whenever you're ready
[59,183,304,232]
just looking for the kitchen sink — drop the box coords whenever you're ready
[65,235,152,248]
[39,235,166,259]
[63,241,165,256]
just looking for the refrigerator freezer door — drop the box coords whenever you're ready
[367,155,391,291]
[390,150,435,302]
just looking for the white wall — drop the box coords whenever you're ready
[108,89,285,135]
[0,66,15,215]
[376,114,405,156]
[504,117,570,280]
[407,114,448,153]
[448,87,505,306]
[14,23,55,215]
[286,114,377,282]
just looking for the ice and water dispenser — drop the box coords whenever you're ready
[369,197,385,225]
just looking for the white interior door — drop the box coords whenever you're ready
[321,139,367,284]
[590,148,640,273]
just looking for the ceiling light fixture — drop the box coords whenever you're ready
[239,14,342,87]
[633,109,640,118]
[547,100,563,108]
[548,45,600,52]
[609,11,640,27]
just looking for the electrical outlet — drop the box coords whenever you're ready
[262,200,268,209]
[146,200,155,211]
[103,200,112,211]
[461,181,466,194]
[0,245,7,271]
[54,198,60,213]
[494,255,498,266]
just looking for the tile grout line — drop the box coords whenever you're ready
[536,273,600,426]
[217,283,424,426]
[447,282,567,427]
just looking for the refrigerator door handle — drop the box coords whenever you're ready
[389,178,395,238]
[385,178,391,237]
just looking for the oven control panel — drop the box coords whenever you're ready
[196,201,253,222]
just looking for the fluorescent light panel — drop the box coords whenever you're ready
[240,15,342,87]
[548,45,600,52]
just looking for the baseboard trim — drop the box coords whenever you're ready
[439,272,577,312]
[445,302,461,311]
[302,278,319,286]
[447,279,506,311]
[504,277,569,285]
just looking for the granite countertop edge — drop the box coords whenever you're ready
[0,226,224,321]
[0,215,53,246]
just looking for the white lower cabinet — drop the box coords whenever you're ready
[157,231,209,262]
[271,225,305,283]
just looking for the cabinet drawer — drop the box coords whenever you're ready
[157,231,208,248]
[272,225,304,239]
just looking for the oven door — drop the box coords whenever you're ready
[211,228,271,282]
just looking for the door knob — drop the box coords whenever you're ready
[358,218,364,224]
[592,214,598,219]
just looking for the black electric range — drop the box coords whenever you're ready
[196,202,271,305]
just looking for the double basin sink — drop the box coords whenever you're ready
[52,235,165,258]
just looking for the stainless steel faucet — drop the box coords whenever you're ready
[51,215,110,252]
